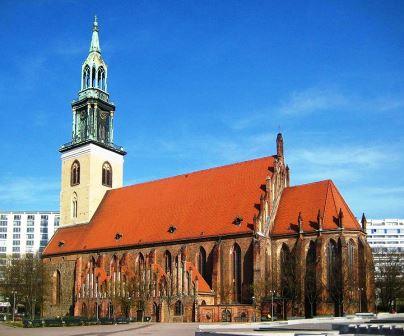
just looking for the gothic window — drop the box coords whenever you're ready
[83,65,90,89]
[137,253,145,274]
[71,160,80,186]
[164,250,172,274]
[348,239,355,280]
[305,241,317,317]
[97,66,105,90]
[280,244,294,299]
[327,239,343,316]
[232,243,242,303]
[92,66,96,87]
[52,270,61,305]
[102,162,112,187]
[72,193,78,218]
[198,246,207,280]
[174,300,183,316]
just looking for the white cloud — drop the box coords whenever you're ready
[278,88,347,115]
[0,177,59,210]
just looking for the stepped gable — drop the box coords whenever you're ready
[272,179,361,235]
[44,156,276,256]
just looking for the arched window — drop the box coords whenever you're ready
[327,239,343,316]
[348,239,355,282]
[97,66,105,90]
[164,250,172,274]
[174,300,183,316]
[305,241,317,317]
[92,66,96,87]
[52,270,61,305]
[198,246,207,280]
[232,243,242,303]
[71,160,80,186]
[83,65,90,89]
[137,253,145,274]
[72,193,78,218]
[201,300,206,306]
[102,162,112,187]
[280,244,294,299]
[82,302,87,317]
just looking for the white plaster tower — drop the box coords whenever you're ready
[59,17,126,226]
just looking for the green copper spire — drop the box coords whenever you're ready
[89,15,101,53]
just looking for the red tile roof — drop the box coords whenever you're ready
[272,180,361,235]
[44,156,275,256]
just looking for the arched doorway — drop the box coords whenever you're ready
[305,241,317,317]
[153,302,160,322]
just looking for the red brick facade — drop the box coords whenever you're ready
[42,134,375,321]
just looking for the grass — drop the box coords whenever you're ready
[3,320,23,328]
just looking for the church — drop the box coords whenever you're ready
[42,18,375,322]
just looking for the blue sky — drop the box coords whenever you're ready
[0,1,403,218]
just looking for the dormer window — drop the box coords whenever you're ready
[233,216,243,226]
[168,226,176,233]
[115,232,122,240]
[58,241,65,247]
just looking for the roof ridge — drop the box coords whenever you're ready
[322,180,332,219]
[286,179,332,190]
[115,155,275,191]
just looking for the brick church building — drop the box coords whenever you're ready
[42,18,375,322]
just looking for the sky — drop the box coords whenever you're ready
[0,1,403,218]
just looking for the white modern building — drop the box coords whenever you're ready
[0,211,60,277]
[365,218,404,275]
[366,219,404,253]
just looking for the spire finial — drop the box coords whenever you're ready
[90,15,101,53]
[93,15,98,31]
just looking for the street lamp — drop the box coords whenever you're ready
[269,290,276,321]
[358,287,364,313]
[251,296,256,322]
[11,291,16,322]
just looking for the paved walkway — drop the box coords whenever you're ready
[0,322,199,336]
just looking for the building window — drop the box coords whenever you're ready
[174,300,183,316]
[0,228,6,232]
[40,228,48,233]
[12,247,20,252]
[13,234,20,239]
[71,160,80,186]
[0,221,7,226]
[13,240,20,246]
[27,228,34,233]
[164,250,172,274]
[53,270,62,305]
[198,246,207,280]
[26,240,34,246]
[14,215,21,220]
[72,193,78,218]
[54,217,60,227]
[232,243,242,303]
[102,162,112,187]
[27,234,34,239]
[0,215,6,220]
[0,234,7,239]
[13,227,20,233]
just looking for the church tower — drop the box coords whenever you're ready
[59,17,126,226]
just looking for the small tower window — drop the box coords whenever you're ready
[97,66,105,91]
[83,65,90,89]
[72,193,78,218]
[71,160,80,186]
[102,162,112,187]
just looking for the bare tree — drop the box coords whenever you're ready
[1,254,43,319]
[375,252,404,312]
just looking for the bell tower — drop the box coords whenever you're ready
[59,17,126,227]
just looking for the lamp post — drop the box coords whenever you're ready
[358,287,364,313]
[269,290,275,321]
[12,291,16,322]
[251,296,256,322]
